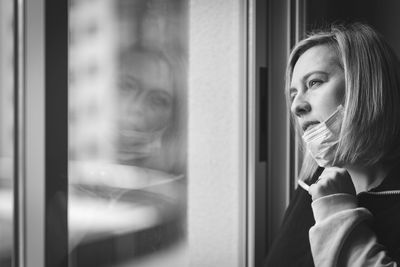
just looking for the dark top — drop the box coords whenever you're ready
[264,166,400,267]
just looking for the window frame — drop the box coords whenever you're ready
[22,1,254,267]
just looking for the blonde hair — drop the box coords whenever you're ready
[286,23,400,182]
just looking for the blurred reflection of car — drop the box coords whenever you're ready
[0,157,13,267]
[69,161,186,267]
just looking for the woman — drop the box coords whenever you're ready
[117,46,186,175]
[265,23,400,266]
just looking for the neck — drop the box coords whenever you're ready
[345,163,389,194]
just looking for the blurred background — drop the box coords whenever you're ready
[305,0,400,56]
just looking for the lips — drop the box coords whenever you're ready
[302,121,320,132]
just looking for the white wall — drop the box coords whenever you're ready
[188,0,248,266]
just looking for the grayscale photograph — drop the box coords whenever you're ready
[1,0,400,267]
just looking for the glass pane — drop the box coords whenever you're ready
[0,0,14,266]
[68,0,188,266]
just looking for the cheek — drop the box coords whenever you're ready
[332,80,346,105]
[119,106,172,131]
[336,73,346,98]
[317,84,345,119]
[144,107,173,131]
[317,99,341,120]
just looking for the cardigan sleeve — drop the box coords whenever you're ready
[309,193,398,267]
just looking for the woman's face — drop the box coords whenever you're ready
[289,45,346,132]
[117,52,174,161]
[119,53,173,132]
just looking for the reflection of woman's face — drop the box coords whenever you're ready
[119,53,173,132]
[289,45,345,133]
[117,52,173,161]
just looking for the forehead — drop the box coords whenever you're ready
[291,45,341,83]
[121,52,173,93]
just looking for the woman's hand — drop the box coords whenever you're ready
[308,167,356,201]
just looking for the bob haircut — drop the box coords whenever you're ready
[286,23,400,182]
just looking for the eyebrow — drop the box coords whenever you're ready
[299,70,329,82]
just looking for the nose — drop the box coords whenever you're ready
[290,94,311,117]
[121,90,146,119]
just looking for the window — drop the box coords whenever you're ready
[68,1,188,265]
[21,0,249,266]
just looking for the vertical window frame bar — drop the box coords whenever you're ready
[44,0,68,266]
[24,0,46,266]
[15,0,25,265]
[246,0,256,265]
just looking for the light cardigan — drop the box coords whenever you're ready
[310,193,399,266]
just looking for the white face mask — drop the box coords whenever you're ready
[117,128,166,161]
[302,105,344,167]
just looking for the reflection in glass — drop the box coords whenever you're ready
[68,0,187,266]
[0,0,14,266]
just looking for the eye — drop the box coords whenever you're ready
[119,77,140,96]
[308,79,323,88]
[147,90,172,109]
[289,89,297,102]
